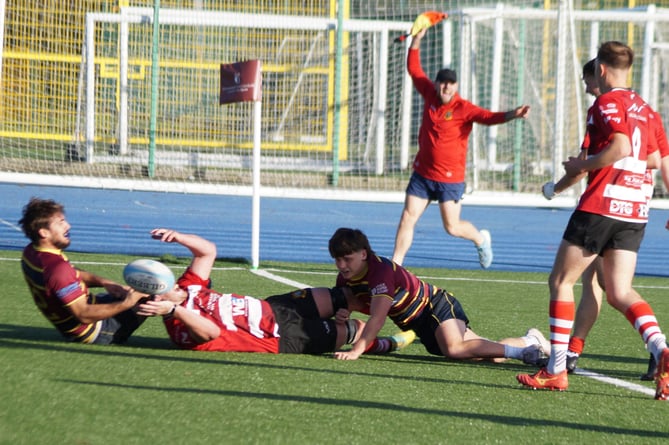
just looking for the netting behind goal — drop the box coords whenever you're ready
[1,1,669,204]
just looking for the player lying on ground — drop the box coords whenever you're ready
[136,228,414,354]
[327,227,549,364]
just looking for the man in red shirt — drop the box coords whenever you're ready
[392,27,530,269]
[516,41,669,401]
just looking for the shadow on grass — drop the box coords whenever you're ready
[0,322,171,349]
[62,378,668,439]
[0,323,657,399]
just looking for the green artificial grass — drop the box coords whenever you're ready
[1,250,668,445]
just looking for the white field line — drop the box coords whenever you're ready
[574,368,656,397]
[1,218,23,232]
[250,268,312,289]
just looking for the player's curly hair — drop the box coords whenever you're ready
[328,227,374,258]
[19,197,64,242]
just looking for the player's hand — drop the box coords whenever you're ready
[665,218,669,231]
[151,228,180,243]
[127,289,151,305]
[563,156,585,178]
[515,105,530,119]
[335,308,351,323]
[103,281,131,299]
[542,181,556,200]
[136,298,172,316]
[334,350,361,361]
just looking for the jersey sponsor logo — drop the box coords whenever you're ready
[371,283,389,296]
[609,199,634,216]
[443,111,453,120]
[638,204,649,218]
[627,102,647,113]
[231,296,247,316]
[622,174,645,188]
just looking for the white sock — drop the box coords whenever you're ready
[648,334,667,362]
[504,344,525,360]
[547,346,568,374]
[522,335,537,347]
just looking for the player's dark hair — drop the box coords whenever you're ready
[19,197,65,242]
[597,41,633,70]
[328,228,374,258]
[582,58,596,78]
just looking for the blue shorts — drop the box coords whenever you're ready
[406,172,465,203]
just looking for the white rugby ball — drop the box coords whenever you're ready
[123,259,175,295]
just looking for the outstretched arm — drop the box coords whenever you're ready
[150,228,216,280]
[137,298,220,343]
[334,296,391,361]
[504,105,530,122]
[542,150,588,200]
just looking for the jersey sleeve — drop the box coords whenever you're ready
[407,48,434,99]
[48,261,88,306]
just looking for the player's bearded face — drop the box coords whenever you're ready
[436,81,457,104]
[45,212,72,249]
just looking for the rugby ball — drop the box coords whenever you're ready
[123,259,175,295]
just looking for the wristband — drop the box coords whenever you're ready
[164,304,177,318]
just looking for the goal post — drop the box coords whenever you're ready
[78,7,414,194]
[3,1,669,212]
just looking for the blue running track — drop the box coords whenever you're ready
[1,182,668,276]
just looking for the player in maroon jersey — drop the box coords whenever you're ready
[136,228,414,355]
[327,227,550,364]
[516,41,669,400]
[392,27,530,269]
[19,197,146,344]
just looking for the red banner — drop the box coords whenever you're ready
[219,59,262,104]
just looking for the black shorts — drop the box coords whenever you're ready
[89,293,146,345]
[406,289,469,356]
[563,210,645,255]
[265,290,337,354]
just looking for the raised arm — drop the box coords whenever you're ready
[150,228,217,280]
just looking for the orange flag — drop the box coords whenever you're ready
[395,11,448,43]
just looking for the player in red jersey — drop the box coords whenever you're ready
[392,27,530,269]
[136,228,415,355]
[19,197,147,344]
[542,59,668,379]
[516,41,669,400]
[327,227,550,364]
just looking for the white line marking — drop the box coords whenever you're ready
[0,218,23,232]
[574,368,655,396]
[251,268,311,289]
